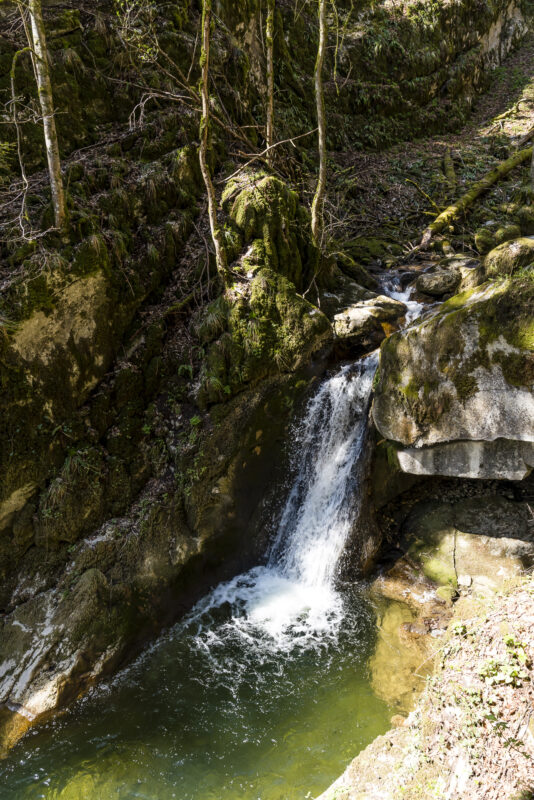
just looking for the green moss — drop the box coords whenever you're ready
[422,556,458,588]
[336,253,379,290]
[345,237,402,265]
[451,370,479,401]
[224,173,318,291]
[72,235,110,277]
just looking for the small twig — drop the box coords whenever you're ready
[219,128,318,184]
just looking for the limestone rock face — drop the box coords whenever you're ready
[372,277,534,480]
[397,438,534,480]
[361,492,534,779]
[400,495,534,595]
[0,172,330,752]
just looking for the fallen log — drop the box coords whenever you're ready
[420,146,532,248]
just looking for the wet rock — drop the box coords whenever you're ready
[415,269,461,297]
[369,600,431,713]
[485,236,534,278]
[333,307,386,356]
[320,271,375,319]
[358,295,408,322]
[333,295,407,357]
[333,306,385,340]
[373,555,444,614]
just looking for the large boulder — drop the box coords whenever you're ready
[372,276,534,479]
[485,237,534,278]
[197,175,332,406]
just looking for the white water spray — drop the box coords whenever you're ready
[187,353,379,649]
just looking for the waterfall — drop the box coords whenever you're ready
[187,352,379,650]
[269,351,378,586]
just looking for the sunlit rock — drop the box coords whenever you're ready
[372,276,534,480]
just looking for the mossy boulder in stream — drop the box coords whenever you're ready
[372,274,534,479]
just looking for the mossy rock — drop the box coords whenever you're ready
[372,273,534,454]
[224,173,318,292]
[415,269,461,297]
[485,238,534,278]
[336,253,379,291]
[516,205,534,236]
[197,269,331,406]
[494,224,521,246]
[345,237,402,266]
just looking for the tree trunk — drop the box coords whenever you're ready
[311,0,327,250]
[421,147,532,248]
[199,0,228,281]
[265,0,275,167]
[28,0,67,234]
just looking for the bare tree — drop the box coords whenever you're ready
[312,0,328,249]
[310,0,327,250]
[265,0,275,167]
[199,0,228,281]
[24,0,68,234]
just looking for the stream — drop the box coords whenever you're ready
[0,287,423,800]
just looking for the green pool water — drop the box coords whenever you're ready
[0,579,391,800]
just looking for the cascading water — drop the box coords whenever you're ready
[1,280,430,799]
[187,351,379,648]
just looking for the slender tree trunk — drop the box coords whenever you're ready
[265,0,275,167]
[27,0,67,234]
[311,0,327,250]
[199,0,228,281]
